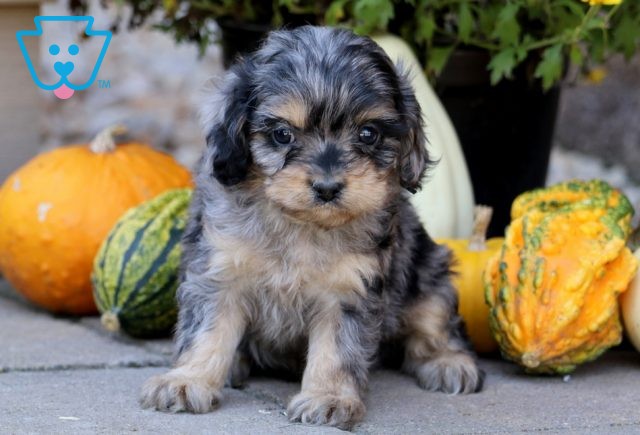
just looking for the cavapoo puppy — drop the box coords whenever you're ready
[141,25,483,429]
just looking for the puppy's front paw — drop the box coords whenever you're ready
[287,391,365,430]
[140,371,222,413]
[415,352,484,394]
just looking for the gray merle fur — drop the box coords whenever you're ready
[141,26,482,431]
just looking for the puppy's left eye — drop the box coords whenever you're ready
[273,128,295,145]
[359,126,379,145]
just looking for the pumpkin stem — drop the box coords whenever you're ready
[468,205,493,252]
[89,125,127,154]
[101,311,121,333]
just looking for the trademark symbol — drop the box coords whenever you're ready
[97,79,111,89]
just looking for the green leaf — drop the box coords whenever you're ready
[162,0,178,14]
[515,35,533,62]
[613,15,640,59]
[491,3,521,46]
[458,3,473,43]
[548,2,583,35]
[588,31,606,63]
[569,44,584,68]
[278,0,294,7]
[416,11,436,44]
[428,46,454,77]
[241,0,257,20]
[478,4,502,37]
[554,0,587,18]
[487,48,517,85]
[534,44,564,91]
[584,15,607,32]
[325,0,349,25]
[353,0,394,34]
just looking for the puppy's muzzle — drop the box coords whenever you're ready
[312,179,344,203]
[311,143,345,203]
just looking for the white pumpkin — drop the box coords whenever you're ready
[373,34,474,238]
[621,248,640,352]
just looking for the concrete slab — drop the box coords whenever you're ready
[79,316,174,360]
[0,277,28,303]
[2,354,638,434]
[0,295,168,372]
[358,353,640,434]
[2,277,640,434]
[0,367,339,435]
[217,353,640,434]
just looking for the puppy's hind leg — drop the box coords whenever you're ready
[226,348,252,389]
[403,291,484,395]
[140,279,247,413]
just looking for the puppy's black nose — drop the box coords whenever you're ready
[312,180,344,202]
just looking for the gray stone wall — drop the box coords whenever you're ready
[0,3,45,183]
[556,55,640,182]
[36,0,222,172]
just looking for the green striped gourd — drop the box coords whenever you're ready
[485,180,637,374]
[92,188,192,337]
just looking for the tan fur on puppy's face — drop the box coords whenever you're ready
[264,159,391,228]
[248,88,404,228]
[266,99,308,131]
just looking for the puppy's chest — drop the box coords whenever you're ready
[206,226,379,300]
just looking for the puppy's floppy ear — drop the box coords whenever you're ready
[395,68,432,193]
[205,59,256,186]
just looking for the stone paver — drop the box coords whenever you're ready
[0,367,339,434]
[359,355,640,434]
[78,316,174,360]
[248,354,640,434]
[2,356,640,434]
[0,284,168,372]
[2,279,640,434]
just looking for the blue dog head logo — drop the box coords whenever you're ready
[17,16,111,99]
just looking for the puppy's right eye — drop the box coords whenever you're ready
[272,128,295,145]
[359,126,379,145]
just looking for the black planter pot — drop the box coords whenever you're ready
[436,49,560,237]
[218,16,314,68]
[218,20,271,68]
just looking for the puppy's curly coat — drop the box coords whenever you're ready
[141,26,483,430]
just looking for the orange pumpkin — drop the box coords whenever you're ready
[0,125,193,315]
[437,206,503,353]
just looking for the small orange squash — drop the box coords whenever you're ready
[621,247,640,352]
[437,206,503,353]
[0,126,193,315]
[485,180,637,374]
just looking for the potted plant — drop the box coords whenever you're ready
[387,0,640,235]
[71,0,640,235]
